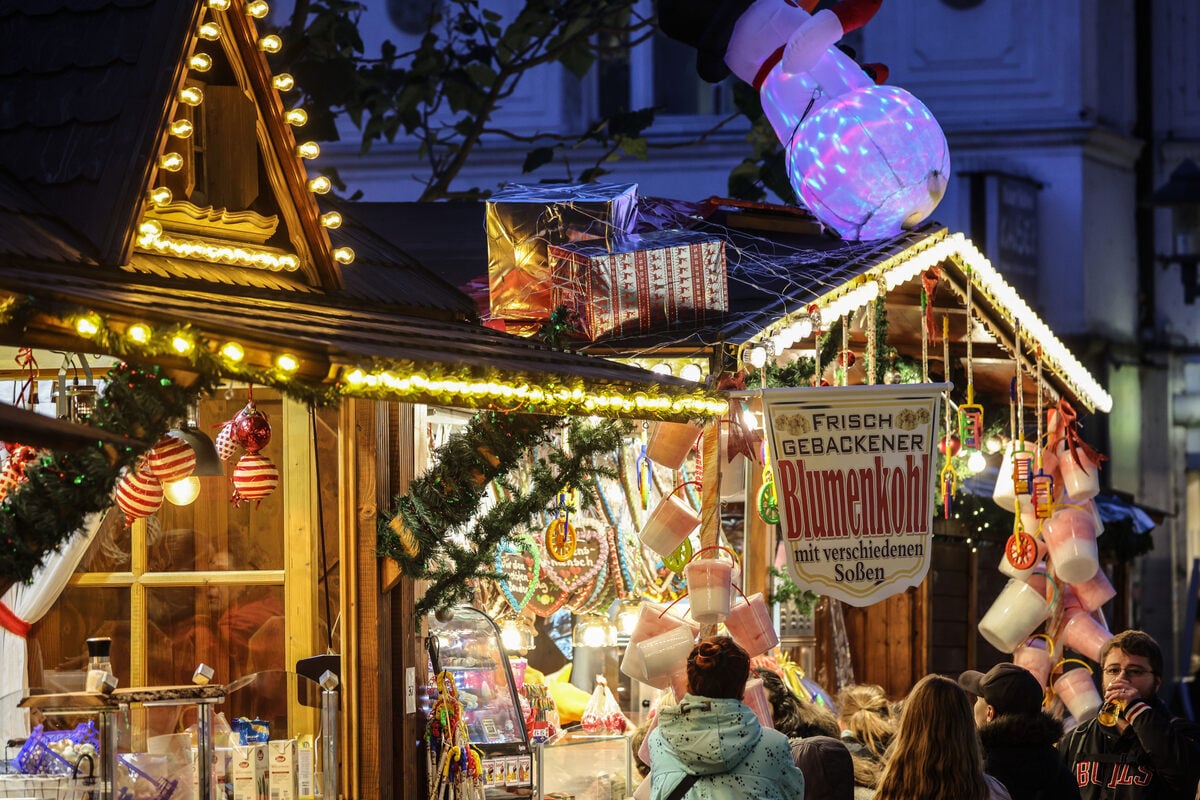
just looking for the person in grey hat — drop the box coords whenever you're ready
[959,662,1080,800]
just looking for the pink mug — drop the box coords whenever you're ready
[1058,446,1099,501]
[639,492,700,558]
[621,603,699,685]
[1012,635,1054,688]
[1042,505,1099,584]
[1053,664,1101,722]
[725,593,779,657]
[1069,568,1116,613]
[685,558,735,624]
[742,677,776,729]
[646,421,703,470]
[1058,610,1112,663]
[978,578,1052,653]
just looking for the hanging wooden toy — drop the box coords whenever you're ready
[1031,347,1057,519]
[957,269,985,450]
[1005,505,1039,570]
[757,443,780,525]
[546,491,577,562]
[1011,344,1034,496]
[939,317,957,519]
[635,422,652,511]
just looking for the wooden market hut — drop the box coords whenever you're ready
[0,3,724,799]
[353,197,1124,700]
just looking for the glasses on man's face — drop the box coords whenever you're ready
[1102,665,1153,679]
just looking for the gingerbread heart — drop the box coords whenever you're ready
[541,517,608,597]
[495,533,541,614]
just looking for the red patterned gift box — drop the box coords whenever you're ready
[550,229,727,341]
[486,183,638,323]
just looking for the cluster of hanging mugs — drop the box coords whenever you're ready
[977,407,1114,722]
[620,420,780,724]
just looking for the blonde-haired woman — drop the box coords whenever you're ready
[836,683,894,797]
[873,674,1010,800]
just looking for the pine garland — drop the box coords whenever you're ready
[0,360,215,587]
[378,413,628,614]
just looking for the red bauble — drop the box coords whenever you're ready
[939,435,962,457]
[145,435,196,482]
[231,402,272,454]
[231,452,279,506]
[115,469,163,526]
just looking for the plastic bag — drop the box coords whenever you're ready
[581,677,626,735]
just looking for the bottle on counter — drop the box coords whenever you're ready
[85,636,116,693]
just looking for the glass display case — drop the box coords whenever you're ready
[426,607,532,796]
[536,731,632,800]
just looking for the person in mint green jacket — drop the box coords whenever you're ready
[646,636,806,800]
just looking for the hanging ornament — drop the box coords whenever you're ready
[214,421,241,462]
[757,447,779,525]
[231,452,280,506]
[635,429,652,512]
[115,469,164,527]
[1004,515,1039,571]
[145,434,196,482]
[231,401,272,454]
[0,444,39,502]
[958,270,985,450]
[546,517,578,562]
[661,538,693,574]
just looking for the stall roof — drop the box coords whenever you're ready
[351,200,1112,415]
[0,0,725,420]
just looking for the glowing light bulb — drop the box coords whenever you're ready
[139,220,163,239]
[148,187,173,206]
[246,0,270,18]
[319,211,342,229]
[169,119,194,138]
[208,0,231,9]
[651,363,672,376]
[126,324,153,344]
[179,86,204,106]
[285,108,307,126]
[680,363,703,382]
[747,346,767,369]
[158,153,184,172]
[796,317,815,339]
[967,450,988,474]
[308,176,331,194]
[275,353,299,373]
[190,53,213,72]
[172,334,195,355]
[221,342,245,362]
[258,35,282,53]
[75,314,101,337]
[332,247,355,264]
[198,22,221,40]
[295,141,320,159]
[163,476,202,506]
[272,73,295,91]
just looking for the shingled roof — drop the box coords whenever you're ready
[0,0,722,419]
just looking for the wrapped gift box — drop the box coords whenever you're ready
[486,183,638,322]
[550,229,727,340]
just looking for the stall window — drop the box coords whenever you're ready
[22,388,340,739]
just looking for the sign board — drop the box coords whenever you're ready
[761,384,948,607]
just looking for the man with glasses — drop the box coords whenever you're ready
[1060,629,1200,799]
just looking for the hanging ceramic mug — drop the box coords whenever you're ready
[638,482,701,558]
[1058,607,1113,663]
[683,546,739,625]
[978,577,1052,653]
[1052,659,1102,723]
[1012,633,1055,689]
[1069,567,1116,613]
[646,420,703,470]
[1042,504,1100,584]
[1057,446,1100,501]
[725,592,779,657]
[620,602,700,684]
[638,626,697,689]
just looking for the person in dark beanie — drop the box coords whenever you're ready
[960,662,1080,800]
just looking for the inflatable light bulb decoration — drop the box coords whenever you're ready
[658,0,950,240]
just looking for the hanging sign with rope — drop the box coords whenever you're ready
[760,383,949,607]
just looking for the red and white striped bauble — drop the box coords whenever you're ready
[115,469,163,526]
[215,421,241,462]
[231,452,279,506]
[145,435,196,482]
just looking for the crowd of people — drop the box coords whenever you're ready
[628,630,1200,800]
